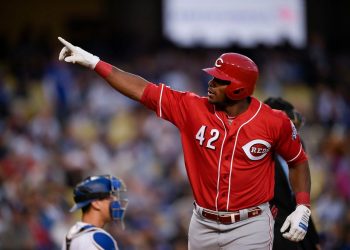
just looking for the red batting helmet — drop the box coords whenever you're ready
[203,53,259,100]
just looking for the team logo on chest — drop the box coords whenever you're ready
[242,139,271,161]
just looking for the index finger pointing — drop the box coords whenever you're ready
[58,37,75,50]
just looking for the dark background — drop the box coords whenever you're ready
[0,0,349,53]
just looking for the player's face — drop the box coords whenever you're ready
[208,77,230,104]
[100,196,115,221]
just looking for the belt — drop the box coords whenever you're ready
[194,203,262,224]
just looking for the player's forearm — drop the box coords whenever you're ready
[95,61,149,101]
[282,161,312,241]
[289,161,311,206]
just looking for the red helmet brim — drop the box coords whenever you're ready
[202,67,233,82]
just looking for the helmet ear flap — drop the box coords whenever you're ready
[233,88,244,95]
[225,85,249,100]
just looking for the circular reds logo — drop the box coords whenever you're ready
[215,58,224,68]
[242,139,271,161]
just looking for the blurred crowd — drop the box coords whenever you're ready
[0,32,350,250]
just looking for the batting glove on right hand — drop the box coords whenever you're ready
[58,37,100,69]
[280,204,311,242]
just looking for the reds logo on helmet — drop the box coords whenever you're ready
[242,139,271,161]
[215,58,224,67]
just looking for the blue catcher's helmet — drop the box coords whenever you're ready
[70,175,128,221]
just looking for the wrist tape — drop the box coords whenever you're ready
[296,192,310,208]
[94,60,113,78]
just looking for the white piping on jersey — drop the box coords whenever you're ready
[213,106,227,212]
[226,101,263,210]
[286,144,303,162]
[159,84,165,118]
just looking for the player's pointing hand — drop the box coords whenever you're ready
[58,37,100,69]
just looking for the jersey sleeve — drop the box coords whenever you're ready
[140,83,188,128]
[274,114,308,167]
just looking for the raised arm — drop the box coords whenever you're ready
[58,37,149,101]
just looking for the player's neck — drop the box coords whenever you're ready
[222,97,250,117]
[82,212,105,228]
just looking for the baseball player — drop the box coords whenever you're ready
[58,37,312,250]
[264,97,320,250]
[62,175,128,250]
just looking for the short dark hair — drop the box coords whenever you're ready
[81,203,91,213]
[264,97,304,129]
[264,97,294,120]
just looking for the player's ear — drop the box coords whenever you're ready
[90,200,103,211]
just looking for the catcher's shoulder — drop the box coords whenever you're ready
[92,230,117,249]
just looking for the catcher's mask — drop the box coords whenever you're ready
[70,175,128,221]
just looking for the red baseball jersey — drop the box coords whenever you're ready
[140,83,307,211]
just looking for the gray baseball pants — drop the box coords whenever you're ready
[188,203,274,250]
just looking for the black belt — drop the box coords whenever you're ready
[195,203,262,224]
